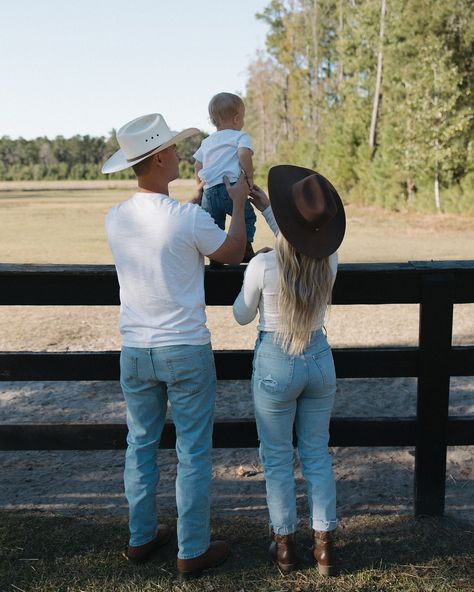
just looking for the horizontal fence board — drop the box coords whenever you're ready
[0,265,120,306]
[446,417,474,445]
[0,348,423,381]
[1,261,473,306]
[1,417,472,450]
[450,346,474,376]
[1,347,472,381]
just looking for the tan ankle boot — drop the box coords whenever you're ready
[269,532,298,573]
[313,529,337,576]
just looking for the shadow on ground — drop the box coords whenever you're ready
[1,511,472,592]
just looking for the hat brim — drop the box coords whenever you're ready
[268,165,346,259]
[101,127,200,174]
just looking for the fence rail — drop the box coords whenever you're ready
[0,260,473,517]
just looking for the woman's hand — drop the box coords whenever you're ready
[249,184,270,212]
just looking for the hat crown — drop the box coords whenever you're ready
[291,174,338,231]
[267,165,345,259]
[116,113,174,161]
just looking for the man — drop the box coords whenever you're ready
[102,113,249,578]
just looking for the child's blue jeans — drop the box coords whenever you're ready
[202,183,256,242]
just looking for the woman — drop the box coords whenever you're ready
[233,165,345,575]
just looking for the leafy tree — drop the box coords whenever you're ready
[245,0,474,214]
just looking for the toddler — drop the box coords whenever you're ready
[193,92,256,263]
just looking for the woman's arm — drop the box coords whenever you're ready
[249,185,279,237]
[329,252,338,288]
[232,255,265,325]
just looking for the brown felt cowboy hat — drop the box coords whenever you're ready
[268,165,346,259]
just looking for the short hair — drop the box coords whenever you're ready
[132,154,154,177]
[208,92,244,127]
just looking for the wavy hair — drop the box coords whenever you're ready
[275,233,333,355]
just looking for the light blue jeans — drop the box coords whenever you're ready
[202,182,256,242]
[252,330,337,534]
[120,343,216,559]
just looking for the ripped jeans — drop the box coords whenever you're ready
[252,330,337,534]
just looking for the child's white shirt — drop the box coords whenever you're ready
[193,129,253,189]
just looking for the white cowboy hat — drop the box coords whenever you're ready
[102,113,200,174]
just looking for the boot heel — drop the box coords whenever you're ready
[176,570,202,582]
[318,563,337,576]
[279,561,297,574]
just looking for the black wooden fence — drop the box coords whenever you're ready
[0,261,473,517]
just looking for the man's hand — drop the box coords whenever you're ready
[224,172,249,207]
[189,180,204,204]
[249,184,270,212]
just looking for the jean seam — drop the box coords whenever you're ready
[165,359,175,382]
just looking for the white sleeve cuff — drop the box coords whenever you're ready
[262,206,279,237]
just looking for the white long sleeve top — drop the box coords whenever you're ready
[233,207,338,331]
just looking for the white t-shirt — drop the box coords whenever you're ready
[233,207,338,332]
[193,129,253,189]
[105,192,227,348]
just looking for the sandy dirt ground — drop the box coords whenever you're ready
[1,302,473,527]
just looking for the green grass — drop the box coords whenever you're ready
[1,511,473,592]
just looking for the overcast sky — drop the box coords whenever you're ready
[1,0,269,139]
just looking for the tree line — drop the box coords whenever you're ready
[244,0,474,213]
[0,132,206,182]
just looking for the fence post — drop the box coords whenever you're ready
[415,270,453,516]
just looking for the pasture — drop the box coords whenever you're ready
[1,180,474,265]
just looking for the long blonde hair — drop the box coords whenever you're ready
[275,233,333,355]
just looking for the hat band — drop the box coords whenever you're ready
[126,142,165,163]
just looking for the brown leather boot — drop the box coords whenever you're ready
[124,524,172,563]
[313,529,337,576]
[269,532,298,573]
[176,540,230,580]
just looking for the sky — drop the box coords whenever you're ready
[0,0,270,139]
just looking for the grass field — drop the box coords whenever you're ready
[1,181,474,264]
[1,512,473,592]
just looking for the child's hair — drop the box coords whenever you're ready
[275,233,333,355]
[208,92,244,127]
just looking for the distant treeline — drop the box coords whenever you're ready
[0,132,206,182]
[245,0,474,214]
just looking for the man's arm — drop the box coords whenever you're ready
[237,147,253,189]
[208,173,248,265]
